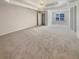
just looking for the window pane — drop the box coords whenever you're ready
[56,17,59,21]
[56,14,60,17]
[60,14,64,17]
[60,17,64,21]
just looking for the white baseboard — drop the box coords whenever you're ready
[0,26,36,36]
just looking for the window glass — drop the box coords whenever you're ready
[56,13,64,21]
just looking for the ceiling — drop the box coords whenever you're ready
[14,0,57,5]
[5,0,78,11]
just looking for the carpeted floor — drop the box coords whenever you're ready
[0,26,79,59]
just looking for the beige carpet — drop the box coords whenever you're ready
[0,26,79,59]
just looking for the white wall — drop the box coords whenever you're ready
[47,9,70,27]
[0,1,37,36]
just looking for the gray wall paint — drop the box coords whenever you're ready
[0,1,37,36]
[77,1,79,38]
[73,6,77,32]
[70,6,77,32]
[70,7,74,31]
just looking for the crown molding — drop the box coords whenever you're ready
[45,0,78,10]
[16,0,41,8]
[5,0,79,11]
[5,0,40,10]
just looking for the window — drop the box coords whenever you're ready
[56,14,60,21]
[56,13,64,21]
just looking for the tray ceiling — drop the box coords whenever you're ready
[5,0,78,11]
